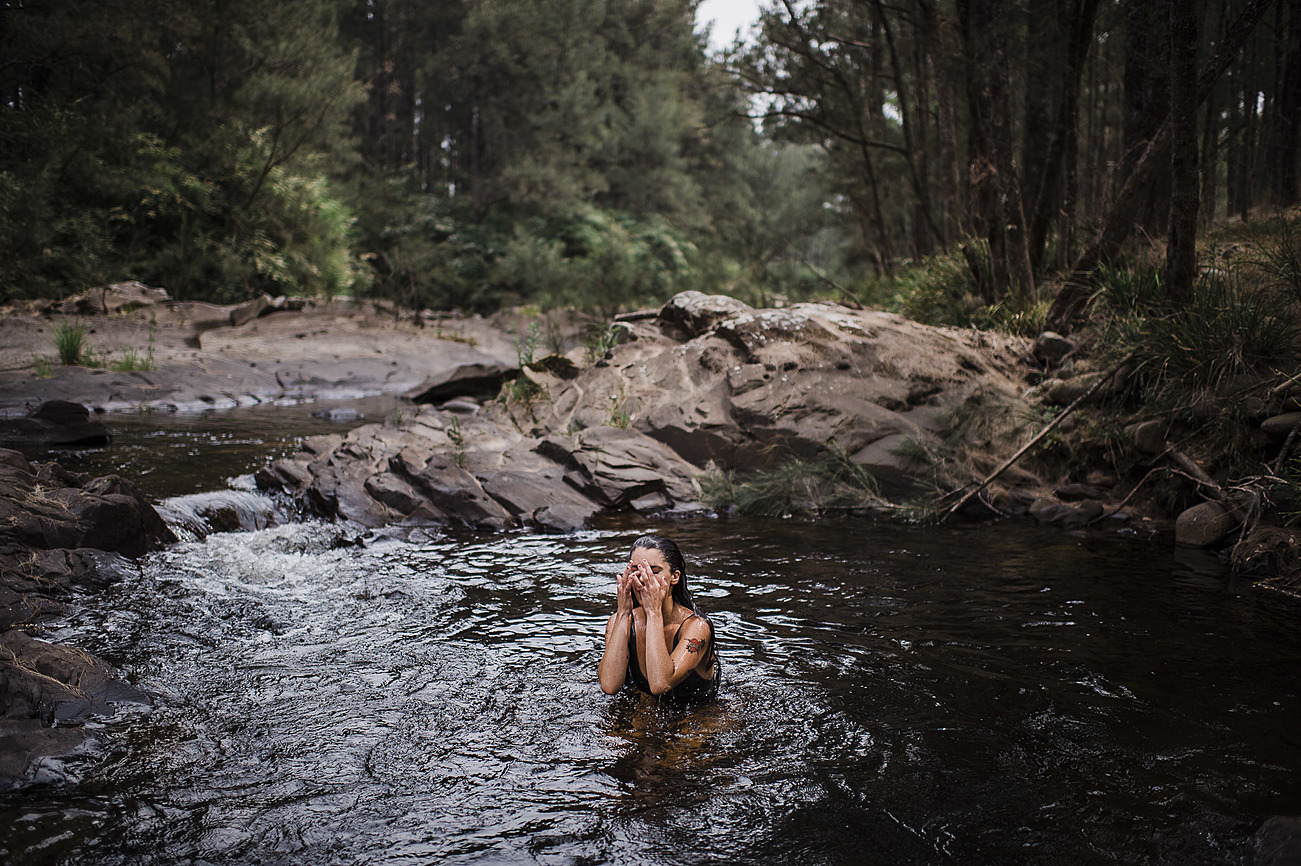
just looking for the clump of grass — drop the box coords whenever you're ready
[53,321,87,365]
[885,244,983,327]
[108,346,156,372]
[515,320,539,367]
[607,395,632,429]
[447,416,467,468]
[700,447,884,517]
[32,354,52,378]
[974,297,1052,337]
[1096,263,1301,395]
[1248,216,1301,304]
[583,323,627,364]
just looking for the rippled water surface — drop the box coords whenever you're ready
[6,405,1301,864]
[7,516,1301,864]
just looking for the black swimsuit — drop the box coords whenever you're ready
[627,612,719,700]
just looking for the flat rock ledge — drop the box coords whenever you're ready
[0,446,171,785]
[256,292,1040,530]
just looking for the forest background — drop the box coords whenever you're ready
[2,0,1299,332]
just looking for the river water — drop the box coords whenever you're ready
[6,406,1301,864]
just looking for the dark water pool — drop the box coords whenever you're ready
[4,405,1301,864]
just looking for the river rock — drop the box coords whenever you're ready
[1034,331,1075,364]
[1133,420,1168,455]
[1256,816,1301,865]
[1045,373,1105,406]
[0,630,150,783]
[47,281,170,315]
[0,457,175,557]
[1262,412,1301,437]
[536,426,701,510]
[258,294,1040,528]
[657,291,754,338]
[1175,501,1238,548]
[392,452,514,529]
[1055,482,1107,501]
[0,400,110,448]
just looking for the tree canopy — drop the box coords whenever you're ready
[1,0,1298,316]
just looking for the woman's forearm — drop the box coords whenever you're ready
[641,609,676,694]
[598,611,632,694]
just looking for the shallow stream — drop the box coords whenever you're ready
[5,405,1301,864]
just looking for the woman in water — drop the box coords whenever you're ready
[598,535,718,700]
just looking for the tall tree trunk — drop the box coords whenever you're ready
[1028,0,1102,272]
[1045,0,1274,332]
[959,0,1034,303]
[1121,0,1172,235]
[1167,0,1199,305]
[1269,0,1301,205]
[1239,28,1260,220]
[922,0,963,244]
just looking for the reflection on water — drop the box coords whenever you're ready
[4,507,1301,863]
[17,397,396,500]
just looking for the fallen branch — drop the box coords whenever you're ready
[800,258,863,309]
[938,351,1135,523]
[1086,465,1165,526]
[1165,446,1222,500]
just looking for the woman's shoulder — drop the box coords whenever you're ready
[677,611,712,636]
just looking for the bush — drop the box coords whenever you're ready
[700,447,885,517]
[1094,260,1301,394]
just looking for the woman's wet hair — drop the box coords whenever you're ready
[631,534,696,612]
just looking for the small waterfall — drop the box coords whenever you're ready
[155,489,285,540]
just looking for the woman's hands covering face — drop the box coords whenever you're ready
[629,559,670,609]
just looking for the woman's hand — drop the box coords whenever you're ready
[616,564,634,615]
[631,561,670,611]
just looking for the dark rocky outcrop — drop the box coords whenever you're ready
[0,400,110,448]
[0,448,174,784]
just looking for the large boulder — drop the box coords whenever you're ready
[537,426,701,511]
[0,455,175,557]
[1175,501,1238,548]
[256,294,1039,529]
[532,298,1032,477]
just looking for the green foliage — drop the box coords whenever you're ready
[447,416,467,469]
[1095,262,1301,394]
[489,206,698,315]
[583,323,628,363]
[515,322,540,367]
[699,447,884,516]
[53,322,87,366]
[882,243,985,326]
[0,0,363,302]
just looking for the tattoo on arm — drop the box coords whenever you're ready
[686,637,704,654]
